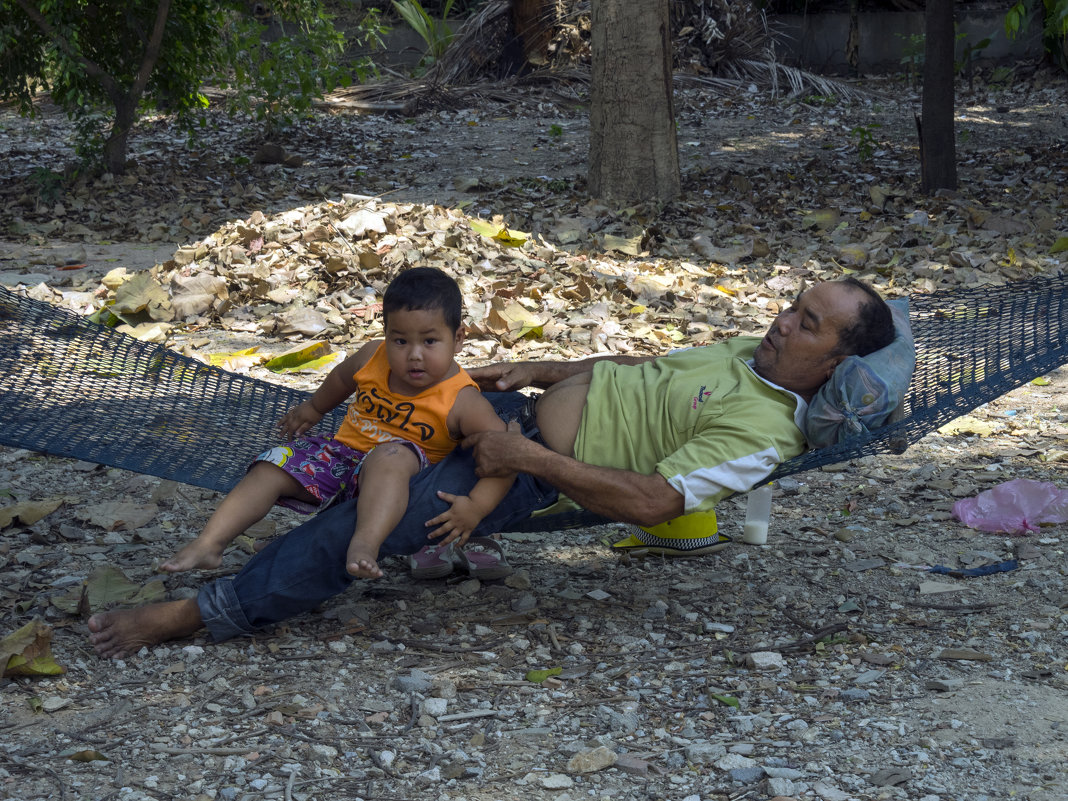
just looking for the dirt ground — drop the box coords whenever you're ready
[2,62,1068,801]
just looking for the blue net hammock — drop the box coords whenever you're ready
[2,273,1066,531]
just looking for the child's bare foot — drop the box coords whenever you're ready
[159,539,226,573]
[88,599,203,659]
[346,539,383,578]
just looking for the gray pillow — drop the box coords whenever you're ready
[803,298,915,449]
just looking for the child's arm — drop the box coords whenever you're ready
[278,340,380,439]
[425,389,516,545]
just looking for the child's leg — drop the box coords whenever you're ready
[346,443,422,578]
[161,462,316,573]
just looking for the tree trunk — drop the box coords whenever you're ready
[511,0,559,65]
[588,0,679,205]
[919,0,957,193]
[103,96,137,174]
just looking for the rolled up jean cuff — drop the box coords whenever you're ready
[198,577,257,642]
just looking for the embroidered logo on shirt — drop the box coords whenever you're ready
[691,385,712,410]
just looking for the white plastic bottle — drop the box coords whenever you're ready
[742,483,773,545]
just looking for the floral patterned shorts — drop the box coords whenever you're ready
[253,434,429,514]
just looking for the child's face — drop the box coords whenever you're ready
[383,307,464,396]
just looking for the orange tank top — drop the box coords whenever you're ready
[333,343,479,463]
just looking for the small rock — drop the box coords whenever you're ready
[838,688,871,702]
[937,647,993,662]
[440,759,465,780]
[731,766,765,782]
[925,678,964,692]
[505,570,532,590]
[744,651,785,670]
[392,669,433,694]
[431,678,458,699]
[540,773,573,789]
[869,767,912,787]
[716,753,757,770]
[415,766,441,785]
[613,753,651,776]
[854,669,885,685]
[598,703,640,735]
[41,696,71,712]
[502,727,554,742]
[767,777,797,796]
[685,742,725,764]
[511,592,538,612]
[458,578,482,596]
[422,697,448,717]
[813,781,852,801]
[643,600,668,620]
[776,476,802,494]
[765,767,805,780]
[859,651,895,666]
[567,745,617,773]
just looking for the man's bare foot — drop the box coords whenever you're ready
[159,539,226,573]
[87,599,203,659]
[346,539,383,579]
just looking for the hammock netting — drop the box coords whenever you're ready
[1,273,1066,531]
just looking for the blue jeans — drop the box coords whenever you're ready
[197,392,558,641]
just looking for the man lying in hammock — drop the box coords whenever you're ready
[88,278,894,658]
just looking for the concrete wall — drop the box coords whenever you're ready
[771,11,1044,74]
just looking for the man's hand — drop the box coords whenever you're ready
[467,362,539,392]
[278,401,324,439]
[463,420,533,477]
[425,492,484,546]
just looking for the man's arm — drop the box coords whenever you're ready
[427,389,517,543]
[464,427,684,527]
[469,354,656,391]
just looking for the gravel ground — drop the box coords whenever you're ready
[2,369,1066,801]
[2,68,1068,801]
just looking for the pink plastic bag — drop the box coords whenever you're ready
[953,478,1068,534]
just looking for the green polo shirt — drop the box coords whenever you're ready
[573,337,806,512]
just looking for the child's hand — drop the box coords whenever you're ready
[278,401,325,440]
[425,491,484,546]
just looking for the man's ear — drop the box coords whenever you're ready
[453,325,466,351]
[823,354,845,381]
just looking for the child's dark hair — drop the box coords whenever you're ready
[382,267,463,332]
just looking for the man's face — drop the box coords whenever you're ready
[752,282,864,399]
